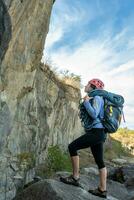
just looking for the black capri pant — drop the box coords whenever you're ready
[68,128,106,169]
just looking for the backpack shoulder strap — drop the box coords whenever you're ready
[88,89,124,106]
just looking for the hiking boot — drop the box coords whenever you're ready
[88,187,107,198]
[60,174,80,187]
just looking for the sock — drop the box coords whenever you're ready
[73,175,79,180]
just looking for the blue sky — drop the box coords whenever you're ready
[42,0,134,129]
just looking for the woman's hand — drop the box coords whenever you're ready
[83,95,93,101]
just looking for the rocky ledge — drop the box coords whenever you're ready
[13,165,134,200]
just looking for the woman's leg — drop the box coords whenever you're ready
[60,128,106,187]
[99,167,107,191]
[68,133,91,179]
[68,129,103,179]
[70,156,79,179]
[60,132,94,185]
[90,142,107,191]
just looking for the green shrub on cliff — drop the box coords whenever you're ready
[36,145,72,178]
[17,152,36,170]
[47,145,72,172]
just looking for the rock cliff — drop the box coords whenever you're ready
[0,1,81,199]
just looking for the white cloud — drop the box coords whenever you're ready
[107,60,134,76]
[45,27,63,50]
[42,1,134,129]
[43,0,100,57]
[43,35,134,129]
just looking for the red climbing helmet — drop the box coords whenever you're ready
[88,78,104,89]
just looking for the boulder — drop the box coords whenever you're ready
[13,172,131,200]
[111,158,127,165]
[81,167,99,176]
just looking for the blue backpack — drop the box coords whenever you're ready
[79,89,125,133]
[79,98,94,130]
[89,89,125,133]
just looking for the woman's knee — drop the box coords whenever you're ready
[68,142,78,156]
[95,159,105,169]
[95,158,105,169]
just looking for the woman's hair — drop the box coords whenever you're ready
[90,84,96,90]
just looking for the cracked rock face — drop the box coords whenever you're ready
[0,0,12,64]
[0,1,82,199]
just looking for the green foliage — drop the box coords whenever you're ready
[110,128,134,156]
[59,69,81,81]
[117,127,134,136]
[36,145,72,178]
[104,135,131,160]
[103,128,134,160]
[17,152,35,170]
[47,145,72,172]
